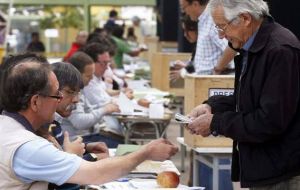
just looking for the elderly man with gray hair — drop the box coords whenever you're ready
[186,0,300,189]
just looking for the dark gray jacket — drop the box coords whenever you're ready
[207,16,300,187]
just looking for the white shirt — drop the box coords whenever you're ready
[194,9,228,75]
[61,90,106,138]
[83,75,124,135]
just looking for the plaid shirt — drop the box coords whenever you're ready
[194,9,228,75]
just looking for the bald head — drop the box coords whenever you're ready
[76,31,88,46]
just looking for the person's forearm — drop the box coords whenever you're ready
[69,108,106,130]
[214,46,236,74]
[106,89,120,96]
[68,146,149,185]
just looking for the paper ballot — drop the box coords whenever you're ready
[117,92,135,115]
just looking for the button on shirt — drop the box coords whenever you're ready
[194,9,228,75]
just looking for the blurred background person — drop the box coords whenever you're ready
[26,32,45,54]
[104,9,119,34]
[63,31,88,61]
[170,14,197,82]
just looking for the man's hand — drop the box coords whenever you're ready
[187,113,213,137]
[188,104,212,119]
[86,142,109,160]
[124,88,134,100]
[104,103,120,114]
[172,60,186,70]
[169,70,182,82]
[63,131,85,156]
[143,138,178,161]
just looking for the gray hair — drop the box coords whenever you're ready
[208,0,269,21]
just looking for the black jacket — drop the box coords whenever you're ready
[207,16,300,187]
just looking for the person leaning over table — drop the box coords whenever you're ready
[42,62,112,190]
[0,53,178,190]
[170,14,198,82]
[186,0,300,189]
[65,51,123,147]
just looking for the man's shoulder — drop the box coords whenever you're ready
[269,23,300,50]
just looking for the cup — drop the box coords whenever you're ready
[149,103,164,119]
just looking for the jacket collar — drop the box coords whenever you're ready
[248,16,274,53]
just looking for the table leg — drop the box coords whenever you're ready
[180,144,186,172]
[212,157,219,190]
[193,150,199,186]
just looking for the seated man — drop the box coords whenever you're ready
[82,43,129,136]
[66,51,123,147]
[45,62,111,190]
[0,53,178,189]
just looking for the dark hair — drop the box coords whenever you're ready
[51,62,83,91]
[0,53,51,112]
[186,0,209,5]
[68,52,94,74]
[181,14,198,31]
[82,42,108,62]
[93,27,106,34]
[112,25,125,39]
[109,10,118,18]
[31,32,39,38]
[86,33,116,56]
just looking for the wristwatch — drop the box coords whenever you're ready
[86,153,97,162]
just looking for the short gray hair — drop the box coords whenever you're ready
[208,0,269,21]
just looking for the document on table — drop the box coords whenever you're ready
[116,92,148,116]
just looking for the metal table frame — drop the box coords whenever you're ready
[177,137,232,190]
[116,114,172,144]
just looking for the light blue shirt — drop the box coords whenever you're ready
[13,138,82,185]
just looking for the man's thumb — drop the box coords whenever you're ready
[63,131,70,144]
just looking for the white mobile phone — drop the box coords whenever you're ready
[175,113,192,124]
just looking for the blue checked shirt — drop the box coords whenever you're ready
[194,9,228,75]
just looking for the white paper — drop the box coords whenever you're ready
[117,92,135,115]
[149,103,164,119]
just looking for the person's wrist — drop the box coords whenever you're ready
[210,114,221,136]
[213,66,224,74]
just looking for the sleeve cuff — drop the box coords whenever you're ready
[180,68,187,78]
[210,113,222,136]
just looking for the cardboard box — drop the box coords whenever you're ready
[184,74,235,147]
[151,52,191,97]
[184,128,233,147]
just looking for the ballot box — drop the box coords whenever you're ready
[183,74,235,147]
[151,52,191,97]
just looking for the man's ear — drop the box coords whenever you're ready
[30,94,40,112]
[240,13,252,27]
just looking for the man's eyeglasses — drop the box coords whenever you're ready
[215,16,239,34]
[39,91,64,102]
[96,60,111,65]
[62,89,80,97]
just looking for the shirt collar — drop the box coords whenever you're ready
[2,110,35,133]
[54,112,64,124]
[198,8,209,24]
[242,30,258,51]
